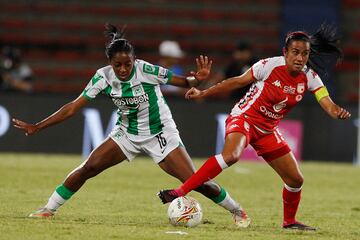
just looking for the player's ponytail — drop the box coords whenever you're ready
[104,23,134,60]
[307,24,343,76]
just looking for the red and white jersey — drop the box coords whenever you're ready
[230,56,324,131]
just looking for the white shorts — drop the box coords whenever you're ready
[109,126,184,164]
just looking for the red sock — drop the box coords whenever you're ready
[175,155,223,195]
[282,186,301,226]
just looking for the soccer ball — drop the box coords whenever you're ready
[167,196,203,227]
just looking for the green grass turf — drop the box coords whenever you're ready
[0,153,359,240]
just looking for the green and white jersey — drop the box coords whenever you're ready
[83,59,178,136]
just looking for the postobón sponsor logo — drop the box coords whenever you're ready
[112,94,149,109]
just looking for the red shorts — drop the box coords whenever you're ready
[225,115,291,162]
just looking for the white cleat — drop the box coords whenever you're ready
[29,208,55,218]
[231,209,251,228]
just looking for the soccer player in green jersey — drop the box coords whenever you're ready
[12,23,250,227]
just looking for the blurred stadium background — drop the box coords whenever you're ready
[0,0,359,163]
[1,1,360,239]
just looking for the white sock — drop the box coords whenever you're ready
[44,191,67,211]
[215,154,229,170]
[218,191,242,212]
[284,183,302,192]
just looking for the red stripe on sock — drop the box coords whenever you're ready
[282,187,301,226]
[179,156,222,195]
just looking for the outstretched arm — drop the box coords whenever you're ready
[13,95,89,136]
[185,68,255,100]
[318,96,351,120]
[169,55,212,88]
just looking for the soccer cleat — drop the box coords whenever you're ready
[28,208,55,218]
[231,209,251,228]
[283,221,316,231]
[157,189,180,204]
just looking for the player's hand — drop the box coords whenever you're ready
[12,118,39,136]
[185,87,204,100]
[336,107,351,120]
[189,55,212,82]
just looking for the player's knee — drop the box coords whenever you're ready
[286,175,304,188]
[80,163,100,178]
[296,175,304,187]
[222,152,240,166]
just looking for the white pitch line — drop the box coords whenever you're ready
[234,166,251,174]
[165,231,188,235]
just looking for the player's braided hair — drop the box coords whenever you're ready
[104,23,134,59]
[285,24,343,76]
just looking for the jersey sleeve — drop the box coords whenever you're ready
[82,72,108,100]
[306,69,324,91]
[306,69,328,102]
[251,57,282,81]
[140,60,173,85]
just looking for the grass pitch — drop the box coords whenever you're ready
[0,153,359,240]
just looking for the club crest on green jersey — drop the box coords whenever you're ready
[133,85,144,96]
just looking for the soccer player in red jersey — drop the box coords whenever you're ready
[158,24,351,231]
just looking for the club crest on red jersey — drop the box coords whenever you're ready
[297,83,305,93]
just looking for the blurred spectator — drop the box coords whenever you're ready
[223,41,258,99]
[158,40,187,97]
[0,46,33,93]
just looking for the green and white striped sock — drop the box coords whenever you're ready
[44,184,75,211]
[211,187,241,212]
